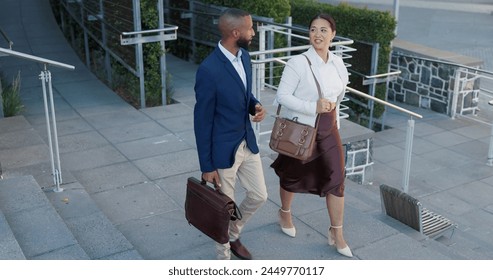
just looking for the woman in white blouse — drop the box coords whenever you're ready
[270,13,352,258]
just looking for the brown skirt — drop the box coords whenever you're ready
[270,110,345,197]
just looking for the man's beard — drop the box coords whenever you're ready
[237,37,250,49]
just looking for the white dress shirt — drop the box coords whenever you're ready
[218,41,247,90]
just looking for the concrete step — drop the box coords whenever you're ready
[0,115,143,259]
[0,175,89,259]
[44,182,143,260]
[0,208,26,260]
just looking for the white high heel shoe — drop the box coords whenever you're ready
[278,208,296,238]
[328,226,353,258]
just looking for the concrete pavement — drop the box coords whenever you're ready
[1,0,493,261]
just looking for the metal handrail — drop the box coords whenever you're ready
[364,71,402,79]
[347,87,423,119]
[250,40,355,58]
[0,47,75,70]
[121,26,178,36]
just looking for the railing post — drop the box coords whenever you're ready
[258,23,266,91]
[368,42,379,130]
[402,117,415,193]
[451,68,461,119]
[100,0,112,85]
[393,0,400,35]
[487,101,493,166]
[133,0,146,108]
[286,17,292,54]
[158,0,167,106]
[80,2,91,68]
[40,67,63,192]
[0,79,4,118]
[252,62,261,145]
[0,47,74,190]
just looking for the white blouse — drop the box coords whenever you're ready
[275,46,349,128]
[316,53,343,103]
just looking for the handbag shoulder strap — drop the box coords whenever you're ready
[275,54,324,117]
[302,54,323,100]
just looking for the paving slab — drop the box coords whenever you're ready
[98,121,171,144]
[140,103,194,120]
[132,149,200,180]
[355,233,451,260]
[82,109,153,130]
[154,171,202,207]
[72,162,149,194]
[115,134,191,161]
[91,181,179,225]
[60,145,127,171]
[58,131,111,154]
[117,210,211,260]
[0,115,32,133]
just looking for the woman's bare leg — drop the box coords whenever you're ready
[279,187,295,227]
[326,193,347,249]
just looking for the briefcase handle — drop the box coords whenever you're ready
[200,178,243,221]
[200,178,221,191]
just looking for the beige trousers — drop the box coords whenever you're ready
[214,140,268,260]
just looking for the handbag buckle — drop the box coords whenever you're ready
[276,121,286,137]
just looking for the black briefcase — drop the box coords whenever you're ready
[185,177,242,244]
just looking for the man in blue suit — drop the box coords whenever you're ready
[194,8,268,260]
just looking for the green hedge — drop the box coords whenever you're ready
[201,0,291,22]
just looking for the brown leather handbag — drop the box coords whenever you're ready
[269,55,323,161]
[185,177,242,244]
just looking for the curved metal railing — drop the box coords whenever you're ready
[0,47,75,192]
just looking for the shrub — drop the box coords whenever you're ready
[1,71,23,117]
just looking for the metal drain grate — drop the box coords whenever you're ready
[380,184,457,239]
[421,208,457,239]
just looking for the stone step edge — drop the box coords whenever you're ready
[0,208,26,260]
[0,175,89,259]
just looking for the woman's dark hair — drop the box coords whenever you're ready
[308,13,336,31]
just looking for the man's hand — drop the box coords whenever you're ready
[252,104,266,122]
[202,171,221,187]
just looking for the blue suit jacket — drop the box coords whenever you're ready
[194,46,260,172]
